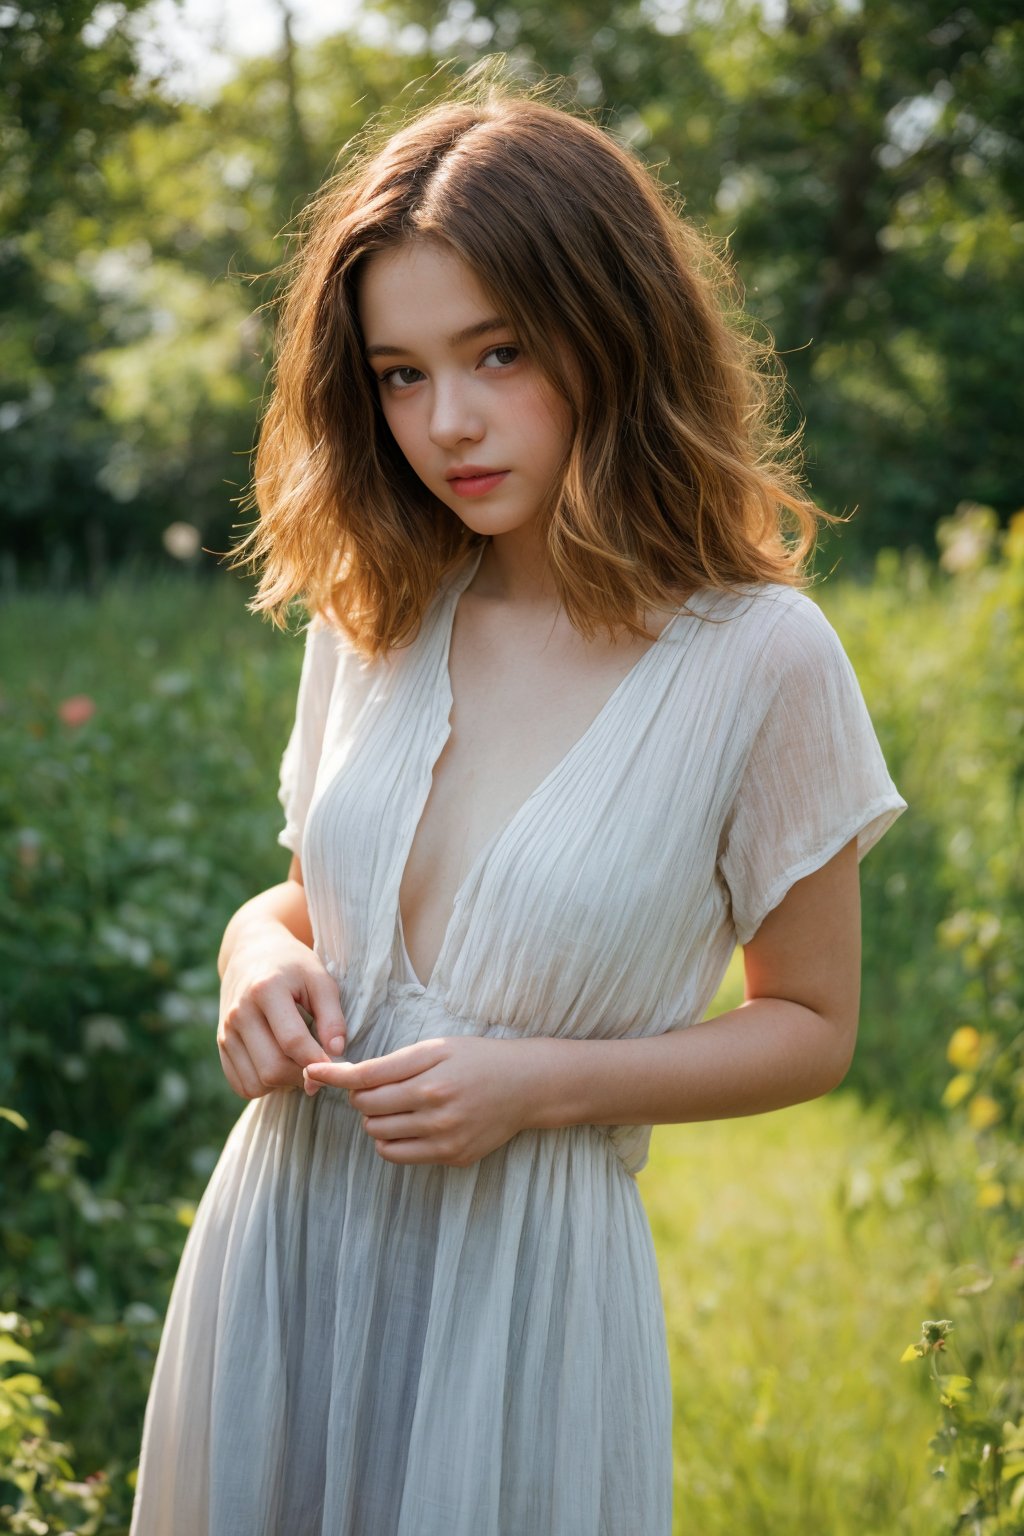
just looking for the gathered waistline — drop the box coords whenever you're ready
[382,976,523,1034]
[323,979,652,1179]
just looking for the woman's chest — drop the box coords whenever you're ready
[305,599,750,991]
[398,609,671,952]
[299,572,789,1028]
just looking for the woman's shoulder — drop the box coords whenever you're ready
[301,606,377,689]
[668,576,812,636]
[304,608,349,664]
[710,580,860,699]
[665,578,848,689]
[702,577,835,629]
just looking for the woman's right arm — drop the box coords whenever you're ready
[216,855,346,1100]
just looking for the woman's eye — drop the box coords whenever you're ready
[380,366,423,390]
[482,345,520,368]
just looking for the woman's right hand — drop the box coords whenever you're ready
[217,925,347,1101]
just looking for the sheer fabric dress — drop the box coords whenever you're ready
[129,546,907,1535]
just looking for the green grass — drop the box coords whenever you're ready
[644,1097,946,1533]
[631,951,946,1533]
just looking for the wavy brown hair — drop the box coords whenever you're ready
[228,66,844,656]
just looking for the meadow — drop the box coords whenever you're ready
[1,507,1021,1533]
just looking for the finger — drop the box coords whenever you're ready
[348,1082,425,1115]
[303,969,348,1055]
[245,1020,306,1091]
[262,993,333,1069]
[305,1038,448,1091]
[302,1061,353,1091]
[373,1137,464,1166]
[218,1046,247,1099]
[221,1034,264,1100]
[360,1111,437,1141]
[218,1006,262,1098]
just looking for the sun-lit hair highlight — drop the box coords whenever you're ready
[227,61,846,655]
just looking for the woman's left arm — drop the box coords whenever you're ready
[527,833,861,1130]
[304,838,861,1164]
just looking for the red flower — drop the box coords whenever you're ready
[58,695,96,727]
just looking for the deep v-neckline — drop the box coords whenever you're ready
[394,546,697,993]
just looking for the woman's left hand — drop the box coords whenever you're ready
[302,1036,536,1166]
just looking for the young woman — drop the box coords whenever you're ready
[129,74,907,1536]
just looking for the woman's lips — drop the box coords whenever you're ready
[446,471,509,498]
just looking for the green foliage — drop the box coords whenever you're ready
[643,1094,952,1532]
[900,1303,1024,1530]
[814,507,1024,1120]
[886,508,1024,1532]
[376,0,1024,552]
[3,4,1022,578]
[0,1307,113,1533]
[0,2,181,577]
[0,5,440,579]
[0,571,302,1496]
[700,2,1024,549]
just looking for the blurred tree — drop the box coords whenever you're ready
[274,0,318,229]
[0,4,439,581]
[2,0,1021,578]
[0,1,177,581]
[371,0,1024,557]
[703,0,1024,554]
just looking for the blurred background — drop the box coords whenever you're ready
[3,0,1022,585]
[1,2,1022,1531]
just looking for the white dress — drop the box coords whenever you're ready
[129,545,907,1535]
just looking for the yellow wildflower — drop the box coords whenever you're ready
[941,1073,974,1108]
[967,1094,1002,1131]
[946,1026,982,1071]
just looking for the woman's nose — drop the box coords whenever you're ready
[428,379,484,449]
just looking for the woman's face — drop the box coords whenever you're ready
[357,240,573,541]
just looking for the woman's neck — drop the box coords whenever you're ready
[466,524,695,639]
[470,526,560,608]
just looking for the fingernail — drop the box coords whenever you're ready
[328,1036,345,1053]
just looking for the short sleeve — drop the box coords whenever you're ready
[276,616,341,857]
[717,595,908,946]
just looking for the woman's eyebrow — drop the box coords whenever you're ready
[365,317,508,359]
